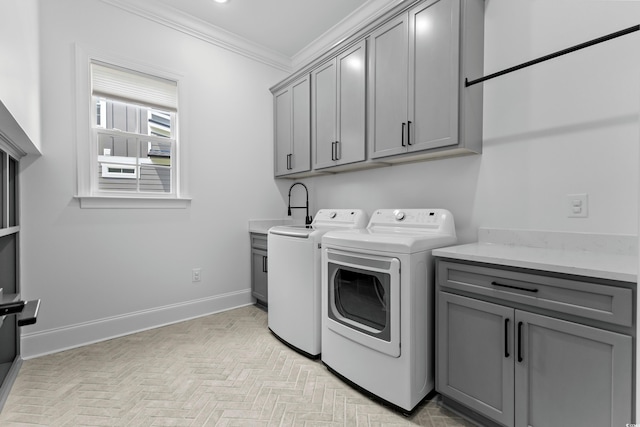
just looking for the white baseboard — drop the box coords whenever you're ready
[20,290,254,359]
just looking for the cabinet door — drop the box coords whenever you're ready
[273,87,292,176]
[437,292,515,427]
[251,249,268,304]
[273,75,310,176]
[368,13,409,159]
[515,311,632,427]
[312,60,337,169]
[408,0,459,152]
[290,76,311,174]
[336,40,366,166]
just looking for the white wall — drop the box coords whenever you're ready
[0,0,41,148]
[309,1,639,243]
[20,0,290,357]
[18,0,640,370]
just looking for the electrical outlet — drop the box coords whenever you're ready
[567,193,588,218]
[192,268,201,282]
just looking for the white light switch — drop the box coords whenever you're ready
[567,193,588,218]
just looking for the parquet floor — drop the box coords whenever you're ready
[0,305,473,426]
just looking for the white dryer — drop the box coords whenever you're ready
[321,209,456,413]
[268,209,368,358]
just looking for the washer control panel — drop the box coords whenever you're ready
[313,209,369,229]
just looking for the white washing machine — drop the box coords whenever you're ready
[268,209,368,358]
[321,209,456,413]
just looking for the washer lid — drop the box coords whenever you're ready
[268,209,369,239]
[269,225,315,239]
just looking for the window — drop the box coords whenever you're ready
[0,149,18,229]
[75,47,189,208]
[92,62,177,195]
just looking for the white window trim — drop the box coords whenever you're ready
[74,44,190,209]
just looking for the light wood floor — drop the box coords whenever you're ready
[0,305,473,426]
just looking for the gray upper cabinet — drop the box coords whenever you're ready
[369,0,483,161]
[273,75,311,177]
[368,13,409,159]
[409,0,459,152]
[312,41,366,170]
[270,0,484,178]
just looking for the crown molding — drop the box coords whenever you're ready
[99,0,293,73]
[0,100,40,159]
[292,0,405,70]
[99,0,407,76]
[271,0,419,93]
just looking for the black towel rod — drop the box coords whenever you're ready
[465,24,640,87]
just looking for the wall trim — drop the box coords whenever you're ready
[98,0,397,76]
[269,0,421,94]
[98,0,293,73]
[0,100,40,159]
[291,0,404,70]
[20,290,254,359]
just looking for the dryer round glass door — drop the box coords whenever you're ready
[325,249,400,357]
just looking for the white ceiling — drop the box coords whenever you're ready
[101,0,401,71]
[151,0,372,58]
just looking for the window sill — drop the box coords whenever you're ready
[75,195,191,209]
[0,227,20,238]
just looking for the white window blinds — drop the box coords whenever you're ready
[91,62,178,112]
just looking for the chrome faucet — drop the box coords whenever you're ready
[287,182,312,226]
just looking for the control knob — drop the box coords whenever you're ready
[394,210,405,221]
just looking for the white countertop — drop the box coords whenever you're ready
[248,219,294,235]
[433,228,637,283]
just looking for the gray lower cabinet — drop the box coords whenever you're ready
[515,310,631,427]
[250,233,268,307]
[436,259,633,427]
[438,293,514,425]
